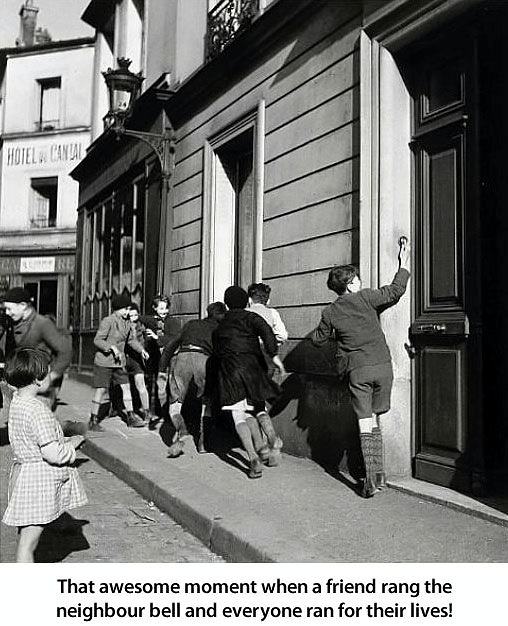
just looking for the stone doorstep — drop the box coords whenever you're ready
[387,478,508,529]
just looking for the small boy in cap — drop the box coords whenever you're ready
[90,294,149,430]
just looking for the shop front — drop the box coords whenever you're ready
[0,253,74,329]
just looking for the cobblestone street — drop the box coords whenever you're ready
[0,442,224,563]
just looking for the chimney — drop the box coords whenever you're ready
[16,1,39,47]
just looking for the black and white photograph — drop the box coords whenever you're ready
[0,0,507,575]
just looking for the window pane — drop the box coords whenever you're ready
[30,177,57,228]
[93,208,101,294]
[134,182,145,288]
[87,213,94,295]
[122,185,133,291]
[38,77,61,129]
[102,200,112,294]
[111,194,121,294]
[426,61,462,113]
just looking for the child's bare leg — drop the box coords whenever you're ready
[91,387,106,416]
[167,401,186,457]
[157,372,168,408]
[198,401,212,454]
[232,410,263,478]
[17,525,44,563]
[89,387,107,430]
[134,373,149,410]
[120,384,145,427]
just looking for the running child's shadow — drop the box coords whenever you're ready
[35,512,90,562]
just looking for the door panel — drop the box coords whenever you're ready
[408,33,480,491]
[420,345,465,455]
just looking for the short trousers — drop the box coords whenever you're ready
[93,365,129,388]
[169,351,209,402]
[348,362,394,420]
[126,355,144,376]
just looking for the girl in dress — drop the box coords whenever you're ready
[212,286,286,478]
[2,348,87,562]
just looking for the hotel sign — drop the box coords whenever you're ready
[20,257,56,273]
[5,141,84,168]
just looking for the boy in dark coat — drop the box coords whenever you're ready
[213,286,286,479]
[90,294,149,430]
[159,301,227,456]
[1,287,72,412]
[311,238,410,498]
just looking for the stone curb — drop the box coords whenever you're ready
[82,438,276,563]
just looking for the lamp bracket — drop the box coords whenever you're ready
[114,125,175,180]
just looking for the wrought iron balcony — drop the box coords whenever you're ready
[206,0,259,61]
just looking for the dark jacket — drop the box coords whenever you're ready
[5,309,72,376]
[94,313,144,368]
[311,268,410,372]
[159,317,218,372]
[213,310,278,359]
[211,309,279,407]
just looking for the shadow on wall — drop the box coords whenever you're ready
[271,334,363,482]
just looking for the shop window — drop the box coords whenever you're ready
[30,177,58,228]
[24,279,58,317]
[81,179,146,329]
[37,77,61,131]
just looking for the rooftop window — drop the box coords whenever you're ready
[36,76,61,131]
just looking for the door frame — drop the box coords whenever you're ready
[360,0,484,480]
[201,101,265,315]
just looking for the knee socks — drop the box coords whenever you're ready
[372,425,385,487]
[256,411,277,448]
[359,432,376,494]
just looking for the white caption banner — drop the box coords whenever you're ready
[0,563,505,626]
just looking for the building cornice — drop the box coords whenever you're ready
[0,227,75,237]
[2,127,91,140]
[0,37,95,59]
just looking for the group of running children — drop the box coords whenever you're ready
[2,237,410,561]
[88,283,288,479]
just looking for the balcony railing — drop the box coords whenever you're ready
[206,0,259,61]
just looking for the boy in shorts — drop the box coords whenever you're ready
[89,294,149,430]
[311,238,410,497]
[126,303,155,423]
[159,301,227,456]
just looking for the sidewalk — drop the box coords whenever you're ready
[48,378,508,562]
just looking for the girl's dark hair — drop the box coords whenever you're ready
[247,283,271,305]
[327,265,358,295]
[129,302,140,313]
[224,286,249,309]
[4,348,50,388]
[151,294,170,309]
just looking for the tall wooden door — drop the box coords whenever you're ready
[408,33,484,492]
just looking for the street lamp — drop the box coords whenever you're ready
[102,57,174,180]
[102,57,175,292]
